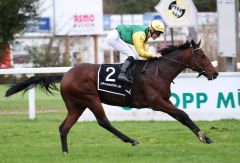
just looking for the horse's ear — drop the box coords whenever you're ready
[191,40,196,48]
[191,39,201,48]
[197,39,201,47]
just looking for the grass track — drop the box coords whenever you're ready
[0,85,240,162]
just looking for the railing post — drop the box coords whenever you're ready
[27,74,35,120]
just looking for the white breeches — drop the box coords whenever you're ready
[106,29,142,60]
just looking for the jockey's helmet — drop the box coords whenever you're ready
[148,20,165,33]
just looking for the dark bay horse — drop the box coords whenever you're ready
[5,40,218,153]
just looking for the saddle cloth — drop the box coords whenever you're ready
[97,64,132,96]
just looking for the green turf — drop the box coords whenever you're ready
[0,85,240,163]
[0,115,240,163]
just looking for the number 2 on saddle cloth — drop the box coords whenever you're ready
[97,63,135,96]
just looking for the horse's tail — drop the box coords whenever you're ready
[5,75,63,97]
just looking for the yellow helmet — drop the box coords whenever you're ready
[148,20,165,33]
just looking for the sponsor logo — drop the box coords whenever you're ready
[171,89,240,109]
[73,14,96,28]
[122,89,240,110]
[167,0,187,21]
[74,14,95,23]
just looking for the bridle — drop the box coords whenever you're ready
[188,47,212,77]
[161,46,212,78]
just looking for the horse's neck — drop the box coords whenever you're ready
[162,48,192,81]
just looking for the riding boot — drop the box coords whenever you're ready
[118,56,134,84]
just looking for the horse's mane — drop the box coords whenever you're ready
[160,40,191,56]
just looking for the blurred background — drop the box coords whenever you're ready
[0,0,239,71]
[0,2,239,161]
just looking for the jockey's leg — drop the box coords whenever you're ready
[118,56,134,83]
[106,29,138,60]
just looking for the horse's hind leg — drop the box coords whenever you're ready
[89,100,139,146]
[59,104,86,154]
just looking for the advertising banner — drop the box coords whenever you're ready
[54,0,103,35]
[27,17,50,32]
[103,15,111,30]
[39,18,50,30]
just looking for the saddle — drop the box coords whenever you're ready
[97,64,133,96]
[97,60,151,96]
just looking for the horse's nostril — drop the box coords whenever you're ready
[213,72,218,79]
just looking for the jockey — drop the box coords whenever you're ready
[106,20,165,83]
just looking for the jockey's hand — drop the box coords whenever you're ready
[154,53,161,58]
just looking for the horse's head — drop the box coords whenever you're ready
[189,40,218,80]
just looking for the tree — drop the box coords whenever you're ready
[103,0,160,14]
[0,0,38,61]
[103,0,236,14]
[27,38,70,67]
[193,0,216,11]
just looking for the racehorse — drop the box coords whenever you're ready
[5,40,218,153]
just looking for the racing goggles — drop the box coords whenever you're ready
[155,31,163,36]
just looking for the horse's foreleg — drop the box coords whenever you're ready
[89,101,139,146]
[168,109,213,144]
[152,99,213,144]
[59,108,85,154]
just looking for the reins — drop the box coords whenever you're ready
[141,44,212,81]
[161,47,198,69]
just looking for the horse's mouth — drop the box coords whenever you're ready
[206,72,218,80]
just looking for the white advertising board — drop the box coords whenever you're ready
[217,0,238,57]
[54,0,103,35]
[78,72,240,121]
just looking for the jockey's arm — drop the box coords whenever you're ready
[132,32,157,59]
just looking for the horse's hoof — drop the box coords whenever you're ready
[132,141,140,146]
[63,151,68,155]
[198,136,206,143]
[205,136,214,144]
[198,132,214,144]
